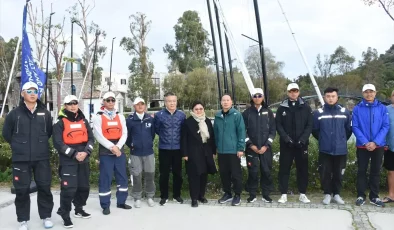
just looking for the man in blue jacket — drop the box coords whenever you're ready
[312,87,352,205]
[154,92,186,206]
[352,84,389,207]
[126,97,156,208]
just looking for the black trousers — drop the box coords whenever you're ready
[188,173,208,200]
[246,149,273,196]
[12,160,54,222]
[159,149,183,199]
[318,153,347,195]
[218,154,242,195]
[57,163,90,218]
[356,148,384,200]
[278,145,309,194]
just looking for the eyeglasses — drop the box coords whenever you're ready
[65,101,78,106]
[253,94,263,98]
[26,90,38,95]
[105,98,116,103]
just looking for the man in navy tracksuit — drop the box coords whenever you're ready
[352,84,389,207]
[126,97,156,208]
[312,87,352,205]
[154,92,186,206]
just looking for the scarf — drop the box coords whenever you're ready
[190,111,210,143]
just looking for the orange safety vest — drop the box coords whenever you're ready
[62,118,88,145]
[101,114,122,140]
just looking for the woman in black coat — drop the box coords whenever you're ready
[181,101,217,207]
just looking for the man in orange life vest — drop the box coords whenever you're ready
[52,95,94,228]
[92,92,131,215]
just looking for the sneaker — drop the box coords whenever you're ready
[43,218,53,229]
[333,194,345,205]
[247,195,257,203]
[232,194,241,206]
[134,200,141,208]
[218,193,232,204]
[102,207,110,215]
[370,198,385,207]
[174,197,184,204]
[19,221,29,230]
[74,210,91,219]
[262,195,273,203]
[299,194,310,203]
[198,197,208,204]
[159,198,168,206]
[322,194,331,205]
[278,194,287,204]
[147,198,155,207]
[355,197,365,206]
[191,200,198,208]
[117,204,132,209]
[62,217,73,229]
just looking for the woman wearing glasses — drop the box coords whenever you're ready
[52,95,95,228]
[181,101,217,207]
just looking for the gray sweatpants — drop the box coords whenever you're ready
[128,154,156,199]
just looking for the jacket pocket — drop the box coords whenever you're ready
[12,163,30,188]
[37,135,49,156]
[11,137,28,155]
[60,165,78,188]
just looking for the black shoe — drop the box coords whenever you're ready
[74,210,91,219]
[117,204,132,209]
[198,197,208,204]
[262,195,273,203]
[355,197,365,206]
[218,193,232,204]
[232,194,241,206]
[191,200,198,208]
[174,197,184,204]
[102,207,110,215]
[247,195,257,203]
[370,198,385,207]
[160,198,168,206]
[63,217,74,228]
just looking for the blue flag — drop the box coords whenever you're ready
[21,3,46,98]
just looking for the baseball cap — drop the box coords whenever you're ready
[362,84,376,92]
[64,95,79,104]
[22,82,38,90]
[133,97,145,105]
[251,88,264,96]
[287,83,299,91]
[103,92,116,100]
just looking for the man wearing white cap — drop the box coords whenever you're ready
[92,92,131,215]
[275,83,313,204]
[2,82,54,230]
[352,84,389,207]
[126,97,156,208]
[242,88,276,203]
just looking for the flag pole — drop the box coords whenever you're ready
[89,31,100,123]
[45,8,55,110]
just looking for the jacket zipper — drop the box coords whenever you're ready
[369,106,372,142]
[16,116,20,133]
[222,115,226,153]
[43,114,47,133]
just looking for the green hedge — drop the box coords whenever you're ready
[0,117,388,195]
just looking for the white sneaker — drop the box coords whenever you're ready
[322,194,331,205]
[134,199,141,208]
[299,194,310,203]
[333,194,345,205]
[147,198,155,207]
[278,194,287,203]
[43,218,53,229]
[19,221,29,230]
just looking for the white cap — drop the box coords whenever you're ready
[133,97,145,105]
[251,88,264,96]
[103,92,116,100]
[64,95,79,104]
[22,82,38,90]
[287,83,299,91]
[362,84,376,92]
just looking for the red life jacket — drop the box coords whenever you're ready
[62,118,88,145]
[101,114,122,140]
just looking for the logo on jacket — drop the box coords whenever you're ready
[14,176,19,181]
[146,123,152,128]
[282,111,286,116]
[63,181,68,186]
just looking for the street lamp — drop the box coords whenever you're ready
[109,37,116,92]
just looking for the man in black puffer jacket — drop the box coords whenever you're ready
[52,95,94,228]
[2,82,54,229]
[243,88,276,204]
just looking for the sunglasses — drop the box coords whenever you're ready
[105,98,116,103]
[253,94,263,98]
[26,90,38,95]
[65,101,78,106]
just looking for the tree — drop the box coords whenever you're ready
[0,37,21,93]
[363,0,394,21]
[120,12,157,104]
[314,46,355,77]
[162,74,186,107]
[164,11,211,73]
[183,68,217,109]
[27,0,46,68]
[358,47,385,85]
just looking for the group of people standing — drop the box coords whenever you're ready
[3,81,394,230]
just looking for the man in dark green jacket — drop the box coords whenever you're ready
[214,94,246,206]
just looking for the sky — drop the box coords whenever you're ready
[0,0,393,80]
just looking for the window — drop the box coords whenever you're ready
[121,79,126,85]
